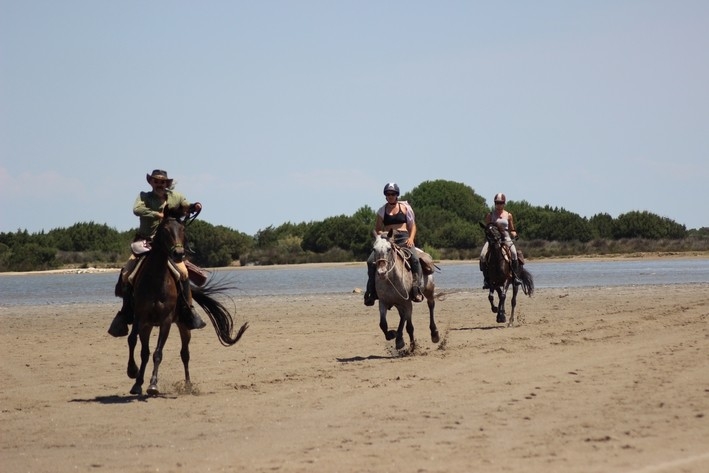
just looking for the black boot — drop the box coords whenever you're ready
[108,285,133,337]
[480,261,490,289]
[511,259,522,285]
[180,279,207,330]
[409,257,424,303]
[364,262,378,306]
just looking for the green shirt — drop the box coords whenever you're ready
[133,190,191,239]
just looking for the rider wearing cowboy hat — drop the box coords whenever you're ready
[107,169,206,337]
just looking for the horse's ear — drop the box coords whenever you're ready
[372,230,378,240]
[479,221,486,229]
[387,229,393,239]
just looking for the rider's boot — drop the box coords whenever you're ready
[511,259,522,286]
[480,261,490,289]
[179,279,207,330]
[364,262,378,306]
[108,283,133,337]
[410,257,424,303]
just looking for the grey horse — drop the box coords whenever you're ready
[371,231,439,351]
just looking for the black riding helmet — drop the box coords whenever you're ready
[383,182,400,196]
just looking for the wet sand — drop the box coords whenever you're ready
[1,282,708,472]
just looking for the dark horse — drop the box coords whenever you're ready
[480,222,534,327]
[126,208,248,396]
[372,231,439,351]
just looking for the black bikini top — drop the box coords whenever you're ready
[383,204,407,226]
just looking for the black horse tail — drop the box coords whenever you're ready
[519,267,534,297]
[192,281,248,347]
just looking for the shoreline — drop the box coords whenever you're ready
[2,250,708,277]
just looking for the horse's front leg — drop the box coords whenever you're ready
[147,321,172,396]
[178,324,192,388]
[130,325,152,395]
[496,287,507,324]
[379,303,397,341]
[127,322,139,379]
[488,290,497,313]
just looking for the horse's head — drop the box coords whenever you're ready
[153,206,187,262]
[372,230,395,275]
[480,222,503,247]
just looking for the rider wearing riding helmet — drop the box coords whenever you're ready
[364,182,424,305]
[479,192,521,289]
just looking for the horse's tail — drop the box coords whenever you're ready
[519,267,534,297]
[192,281,248,347]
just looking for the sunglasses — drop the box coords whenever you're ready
[494,201,505,205]
[385,193,398,197]
[153,179,168,185]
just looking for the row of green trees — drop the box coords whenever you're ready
[1,180,706,272]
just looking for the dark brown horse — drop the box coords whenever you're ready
[480,222,534,326]
[126,208,248,396]
[371,231,439,351]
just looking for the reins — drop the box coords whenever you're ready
[375,241,412,300]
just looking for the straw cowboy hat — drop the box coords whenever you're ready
[146,169,174,185]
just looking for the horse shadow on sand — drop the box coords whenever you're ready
[336,354,398,363]
[69,393,175,404]
[452,325,507,332]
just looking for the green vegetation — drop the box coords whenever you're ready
[1,180,707,272]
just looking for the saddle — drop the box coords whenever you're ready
[484,245,525,266]
[117,253,207,296]
[390,243,438,275]
[416,249,439,275]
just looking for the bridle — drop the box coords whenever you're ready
[154,217,186,263]
[375,237,413,300]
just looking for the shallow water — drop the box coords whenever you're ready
[1,259,708,307]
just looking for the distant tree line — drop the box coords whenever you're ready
[1,180,706,272]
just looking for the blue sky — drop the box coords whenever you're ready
[1,1,707,235]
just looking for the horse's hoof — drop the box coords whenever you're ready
[147,385,159,396]
[385,330,397,341]
[497,314,506,323]
[130,384,142,395]
[395,338,405,350]
[431,332,440,344]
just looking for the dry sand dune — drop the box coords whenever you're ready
[1,283,708,472]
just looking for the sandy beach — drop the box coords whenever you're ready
[1,281,708,472]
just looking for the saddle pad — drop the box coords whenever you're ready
[185,260,209,287]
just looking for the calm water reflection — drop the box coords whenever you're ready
[1,259,707,307]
